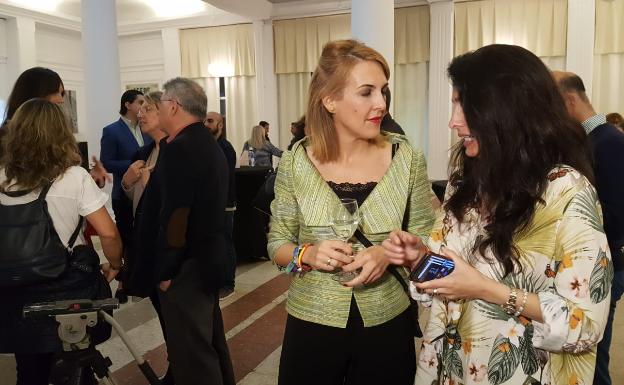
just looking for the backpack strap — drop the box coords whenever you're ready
[67,217,85,249]
[37,183,52,201]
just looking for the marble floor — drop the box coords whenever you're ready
[1,259,623,385]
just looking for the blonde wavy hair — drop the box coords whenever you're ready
[0,98,81,191]
[306,39,390,163]
[248,125,267,149]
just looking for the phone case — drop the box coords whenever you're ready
[409,252,455,282]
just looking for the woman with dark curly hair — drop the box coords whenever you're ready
[0,99,122,385]
[384,44,611,385]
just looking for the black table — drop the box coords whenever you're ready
[233,166,272,259]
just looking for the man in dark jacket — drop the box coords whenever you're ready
[554,71,624,385]
[154,78,234,385]
[205,111,237,300]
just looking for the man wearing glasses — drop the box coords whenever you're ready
[154,78,234,385]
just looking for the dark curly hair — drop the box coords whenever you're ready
[445,44,593,276]
[1,99,81,192]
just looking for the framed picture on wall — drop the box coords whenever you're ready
[125,83,160,95]
[62,90,78,133]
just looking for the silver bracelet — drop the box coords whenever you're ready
[514,290,529,317]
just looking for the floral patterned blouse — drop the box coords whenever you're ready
[414,167,612,385]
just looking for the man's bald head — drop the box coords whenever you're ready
[204,111,223,137]
[552,70,595,123]
[552,71,589,102]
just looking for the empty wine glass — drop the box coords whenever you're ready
[330,198,361,282]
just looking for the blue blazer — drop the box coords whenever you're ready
[589,123,624,271]
[100,118,152,200]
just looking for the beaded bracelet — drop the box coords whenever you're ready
[284,244,312,274]
[514,289,529,317]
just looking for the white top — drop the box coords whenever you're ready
[0,166,109,247]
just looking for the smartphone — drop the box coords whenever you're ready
[409,252,455,282]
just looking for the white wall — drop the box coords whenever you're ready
[32,25,167,144]
[119,31,165,90]
[35,24,86,139]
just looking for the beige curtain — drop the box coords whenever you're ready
[225,76,258,156]
[393,6,430,153]
[454,0,567,58]
[393,63,428,152]
[192,77,220,114]
[274,14,350,150]
[181,25,258,156]
[277,73,311,149]
[273,14,351,74]
[540,56,565,71]
[593,0,624,115]
[180,24,255,77]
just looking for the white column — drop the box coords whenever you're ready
[351,0,394,97]
[253,20,280,146]
[427,0,454,181]
[566,0,595,97]
[81,0,121,161]
[5,16,36,90]
[162,28,181,82]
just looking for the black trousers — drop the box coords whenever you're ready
[111,198,133,251]
[278,298,416,385]
[158,259,235,385]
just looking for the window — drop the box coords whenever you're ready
[219,76,226,117]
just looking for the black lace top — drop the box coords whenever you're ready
[327,181,377,207]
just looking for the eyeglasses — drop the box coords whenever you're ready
[160,98,182,107]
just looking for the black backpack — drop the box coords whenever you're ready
[0,183,68,287]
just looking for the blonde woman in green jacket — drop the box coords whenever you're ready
[268,39,435,385]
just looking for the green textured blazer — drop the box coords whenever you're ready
[268,133,435,328]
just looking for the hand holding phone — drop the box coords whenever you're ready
[409,251,455,282]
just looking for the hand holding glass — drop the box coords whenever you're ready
[330,198,361,282]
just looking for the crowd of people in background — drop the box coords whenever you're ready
[0,36,622,385]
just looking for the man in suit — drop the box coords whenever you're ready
[554,71,624,385]
[100,90,150,251]
[156,78,234,385]
[204,111,238,300]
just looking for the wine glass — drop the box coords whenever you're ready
[330,198,361,282]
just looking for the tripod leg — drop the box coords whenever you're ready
[99,374,119,385]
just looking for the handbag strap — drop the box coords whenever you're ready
[353,229,409,293]
[67,217,85,249]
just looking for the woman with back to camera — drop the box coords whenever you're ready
[268,39,435,385]
[1,67,109,186]
[383,44,611,385]
[242,125,283,167]
[0,99,122,385]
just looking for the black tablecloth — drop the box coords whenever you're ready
[233,166,272,259]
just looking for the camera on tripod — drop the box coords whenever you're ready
[24,298,161,385]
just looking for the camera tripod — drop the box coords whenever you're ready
[24,298,161,385]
